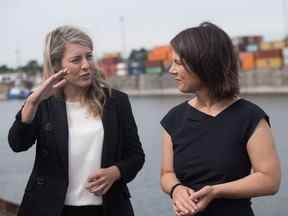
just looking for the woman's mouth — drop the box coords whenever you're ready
[80,73,91,80]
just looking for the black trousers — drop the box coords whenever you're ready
[61,205,103,216]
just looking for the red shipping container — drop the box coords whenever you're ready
[145,60,163,67]
[255,49,283,59]
[98,62,117,78]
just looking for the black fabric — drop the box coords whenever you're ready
[8,88,145,216]
[61,205,103,216]
[161,98,269,216]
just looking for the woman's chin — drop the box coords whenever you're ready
[78,80,92,88]
[177,85,194,94]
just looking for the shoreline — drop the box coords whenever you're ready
[1,86,288,102]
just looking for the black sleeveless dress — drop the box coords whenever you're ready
[161,98,269,216]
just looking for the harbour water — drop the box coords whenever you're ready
[0,94,287,215]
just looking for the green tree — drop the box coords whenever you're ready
[0,65,14,74]
[20,60,42,75]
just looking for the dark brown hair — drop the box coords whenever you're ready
[170,22,239,100]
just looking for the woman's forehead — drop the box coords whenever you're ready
[64,43,92,56]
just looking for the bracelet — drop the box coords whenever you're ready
[169,183,182,198]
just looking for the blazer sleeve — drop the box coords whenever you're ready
[114,92,145,183]
[8,102,41,152]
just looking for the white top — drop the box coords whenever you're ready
[64,101,104,206]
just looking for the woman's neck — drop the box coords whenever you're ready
[63,85,87,102]
[192,88,238,112]
[193,88,219,108]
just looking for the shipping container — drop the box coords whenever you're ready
[239,52,255,71]
[129,48,148,62]
[256,58,283,70]
[255,49,283,59]
[245,44,258,52]
[145,67,163,74]
[145,61,164,74]
[145,61,162,67]
[98,61,117,77]
[233,36,263,53]
[260,42,273,51]
[148,46,172,62]
[272,40,286,49]
[237,44,247,52]
[243,35,263,44]
[254,49,283,70]
[128,61,145,76]
[116,62,128,76]
[103,52,121,59]
[101,57,120,65]
[282,48,288,65]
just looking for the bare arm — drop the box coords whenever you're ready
[161,130,198,215]
[160,129,180,193]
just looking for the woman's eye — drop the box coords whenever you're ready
[71,58,80,63]
[174,60,182,65]
[87,54,93,60]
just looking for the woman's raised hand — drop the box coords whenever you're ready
[29,69,68,104]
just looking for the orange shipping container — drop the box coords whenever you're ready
[148,46,172,62]
[239,52,255,71]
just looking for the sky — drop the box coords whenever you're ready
[1,0,288,67]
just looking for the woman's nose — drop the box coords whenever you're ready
[81,58,90,70]
[169,65,177,75]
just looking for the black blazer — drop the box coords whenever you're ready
[8,89,145,216]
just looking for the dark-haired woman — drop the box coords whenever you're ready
[160,22,281,216]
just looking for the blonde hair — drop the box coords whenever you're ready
[43,25,110,117]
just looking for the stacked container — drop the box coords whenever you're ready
[255,49,283,70]
[128,62,145,76]
[148,46,172,71]
[272,41,286,50]
[116,62,128,76]
[282,48,288,66]
[128,48,147,76]
[260,42,273,51]
[233,35,263,53]
[239,52,255,71]
[145,61,164,74]
[260,41,286,51]
[98,53,121,78]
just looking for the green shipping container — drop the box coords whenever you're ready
[145,67,163,74]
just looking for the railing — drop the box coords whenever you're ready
[106,70,288,95]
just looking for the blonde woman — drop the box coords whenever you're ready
[8,26,145,216]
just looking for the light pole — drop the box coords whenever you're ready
[120,16,127,59]
[282,0,288,39]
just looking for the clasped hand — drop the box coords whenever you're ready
[172,185,215,216]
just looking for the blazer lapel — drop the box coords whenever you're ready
[101,96,118,168]
[50,97,69,179]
